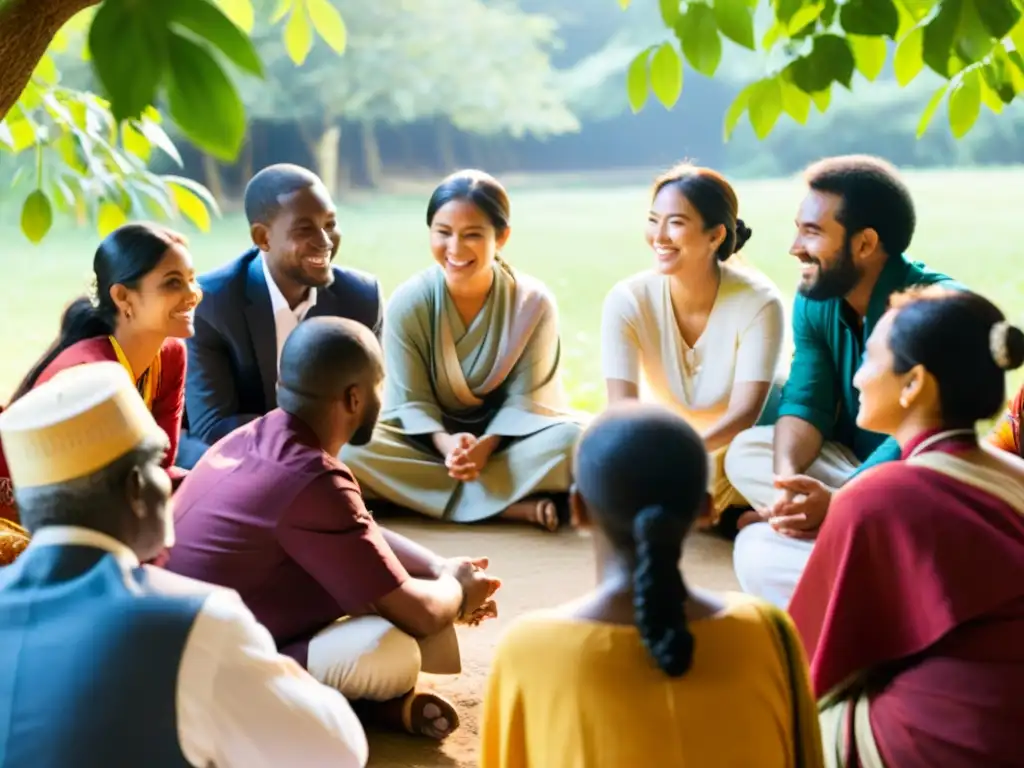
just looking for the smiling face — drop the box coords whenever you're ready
[790,190,862,300]
[117,243,201,338]
[256,182,340,291]
[645,184,723,275]
[429,198,509,293]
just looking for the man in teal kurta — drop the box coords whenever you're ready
[724,155,958,607]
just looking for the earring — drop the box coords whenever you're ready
[899,397,908,408]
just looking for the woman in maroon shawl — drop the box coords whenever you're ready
[788,286,1024,768]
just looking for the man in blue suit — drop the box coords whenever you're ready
[178,164,383,468]
[0,362,368,767]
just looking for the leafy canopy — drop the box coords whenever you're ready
[620,0,1024,141]
[1,0,346,244]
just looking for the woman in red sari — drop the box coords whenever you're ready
[0,222,202,561]
[788,286,1024,767]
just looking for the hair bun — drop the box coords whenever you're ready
[991,321,1024,371]
[734,219,753,253]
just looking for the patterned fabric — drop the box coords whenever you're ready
[987,383,1023,457]
[0,519,30,567]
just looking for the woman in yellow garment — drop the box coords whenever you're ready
[480,402,823,768]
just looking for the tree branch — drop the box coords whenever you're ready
[0,0,101,120]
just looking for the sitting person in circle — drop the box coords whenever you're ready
[789,287,1024,767]
[0,222,201,562]
[725,155,957,608]
[167,317,501,741]
[601,163,784,529]
[0,362,368,767]
[342,170,583,531]
[480,401,824,768]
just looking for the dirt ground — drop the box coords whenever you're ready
[365,516,739,767]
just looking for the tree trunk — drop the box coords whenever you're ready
[361,121,383,189]
[0,0,101,119]
[315,123,341,197]
[201,154,225,205]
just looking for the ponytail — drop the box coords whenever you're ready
[632,505,694,677]
[9,297,115,403]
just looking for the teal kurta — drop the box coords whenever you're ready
[778,254,958,476]
[342,264,583,522]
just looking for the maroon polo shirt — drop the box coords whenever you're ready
[166,409,408,666]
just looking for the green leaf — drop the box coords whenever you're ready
[776,0,806,25]
[168,180,213,232]
[954,0,998,64]
[88,0,166,121]
[164,31,246,161]
[98,201,128,236]
[122,123,151,162]
[162,174,222,217]
[649,43,683,108]
[916,83,948,137]
[677,5,721,76]
[922,0,961,77]
[980,77,1005,113]
[849,34,887,80]
[167,0,263,76]
[781,78,812,123]
[306,0,347,54]
[139,119,184,166]
[723,84,753,141]
[748,78,783,139]
[839,0,899,38]
[626,48,650,113]
[214,0,255,32]
[713,0,756,49]
[975,0,1020,39]
[1012,20,1024,55]
[21,190,53,243]
[894,26,925,85]
[619,0,631,8]
[659,0,680,27]
[284,3,314,65]
[787,3,825,35]
[32,55,59,86]
[811,86,831,112]
[947,68,982,137]
[0,121,13,150]
[790,34,856,92]
[271,0,293,24]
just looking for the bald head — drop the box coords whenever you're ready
[276,318,384,449]
[244,163,324,226]
[279,317,382,399]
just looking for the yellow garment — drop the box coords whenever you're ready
[710,443,745,518]
[108,335,161,409]
[481,593,824,768]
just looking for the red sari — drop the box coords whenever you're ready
[789,430,1024,767]
[987,382,1023,457]
[0,336,187,531]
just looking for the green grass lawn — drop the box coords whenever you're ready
[2,166,1023,412]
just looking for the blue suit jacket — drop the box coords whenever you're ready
[180,248,383,466]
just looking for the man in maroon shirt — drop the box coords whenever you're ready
[167,317,501,740]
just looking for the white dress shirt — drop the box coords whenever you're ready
[262,255,317,368]
[28,526,368,768]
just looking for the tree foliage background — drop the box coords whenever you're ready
[1,0,1023,244]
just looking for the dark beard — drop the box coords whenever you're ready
[798,236,861,301]
[349,410,379,447]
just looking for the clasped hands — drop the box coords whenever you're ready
[438,432,499,482]
[755,474,832,540]
[441,556,501,627]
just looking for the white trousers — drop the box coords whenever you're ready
[725,426,860,608]
[306,616,461,702]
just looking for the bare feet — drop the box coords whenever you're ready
[501,496,559,531]
[401,690,460,740]
[736,510,762,531]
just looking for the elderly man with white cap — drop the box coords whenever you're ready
[0,361,368,768]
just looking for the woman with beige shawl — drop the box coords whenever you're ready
[342,170,582,530]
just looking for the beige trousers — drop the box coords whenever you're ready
[306,616,461,702]
[724,426,860,608]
